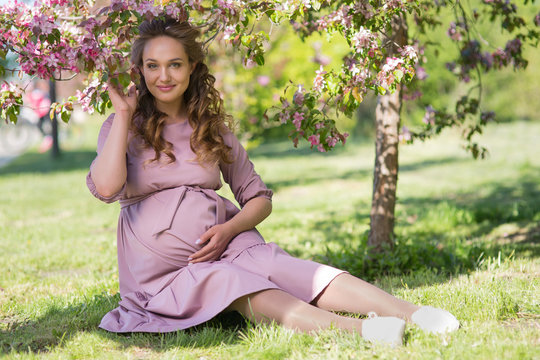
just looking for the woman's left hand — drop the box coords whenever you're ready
[188,223,235,264]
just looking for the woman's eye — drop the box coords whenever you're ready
[146,63,157,69]
[170,63,181,68]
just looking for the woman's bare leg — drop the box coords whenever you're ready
[313,273,420,321]
[228,288,363,333]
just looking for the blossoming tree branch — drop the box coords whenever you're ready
[0,0,420,152]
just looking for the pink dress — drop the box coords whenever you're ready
[87,115,345,333]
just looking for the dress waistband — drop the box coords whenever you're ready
[119,186,226,237]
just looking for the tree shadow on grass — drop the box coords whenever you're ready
[265,156,462,192]
[0,292,248,355]
[306,176,540,287]
[0,150,96,176]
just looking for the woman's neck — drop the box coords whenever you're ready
[156,100,188,124]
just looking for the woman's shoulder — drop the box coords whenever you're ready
[219,124,239,144]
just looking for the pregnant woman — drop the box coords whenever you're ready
[87,16,459,347]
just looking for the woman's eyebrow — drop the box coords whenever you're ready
[144,58,184,62]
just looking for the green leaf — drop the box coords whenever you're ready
[120,10,130,22]
[8,110,17,124]
[241,35,250,47]
[61,110,71,123]
[254,54,265,66]
[394,69,404,83]
[119,72,131,87]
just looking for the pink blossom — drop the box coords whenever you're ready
[308,134,320,146]
[110,0,129,11]
[353,2,375,19]
[342,133,349,145]
[383,0,405,10]
[292,111,304,131]
[279,111,289,124]
[423,105,436,125]
[505,38,521,57]
[351,27,376,52]
[312,53,331,66]
[293,85,305,105]
[30,14,55,35]
[415,66,428,80]
[281,99,290,108]
[222,25,236,41]
[491,48,508,68]
[42,0,69,5]
[313,66,326,93]
[257,75,270,86]
[326,135,338,147]
[243,56,256,69]
[447,22,462,41]
[382,57,404,73]
[315,122,324,130]
[402,89,422,101]
[164,4,187,21]
[317,5,352,31]
[317,144,326,152]
[399,126,412,142]
[399,45,418,62]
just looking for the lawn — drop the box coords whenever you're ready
[0,117,538,359]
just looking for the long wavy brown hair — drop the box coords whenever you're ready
[130,17,233,166]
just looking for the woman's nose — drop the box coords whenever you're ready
[159,68,170,81]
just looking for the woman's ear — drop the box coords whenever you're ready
[190,62,197,75]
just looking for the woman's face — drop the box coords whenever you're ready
[141,36,194,110]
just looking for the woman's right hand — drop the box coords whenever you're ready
[108,81,138,120]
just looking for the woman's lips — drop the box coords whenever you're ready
[157,85,175,92]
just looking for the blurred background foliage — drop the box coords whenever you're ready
[207,0,540,149]
[1,1,538,149]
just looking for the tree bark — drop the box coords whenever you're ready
[49,79,60,158]
[368,15,408,250]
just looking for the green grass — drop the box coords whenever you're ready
[0,118,539,359]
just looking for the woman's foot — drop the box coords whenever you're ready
[361,312,406,347]
[411,306,459,334]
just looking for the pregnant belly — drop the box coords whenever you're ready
[122,188,218,268]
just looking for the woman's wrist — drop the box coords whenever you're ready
[113,111,133,125]
[223,219,240,239]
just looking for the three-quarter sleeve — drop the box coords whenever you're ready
[220,130,273,208]
[86,114,127,203]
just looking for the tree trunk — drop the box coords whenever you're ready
[367,15,408,250]
[49,79,60,158]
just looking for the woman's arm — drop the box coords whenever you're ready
[90,112,130,197]
[188,196,272,264]
[90,84,137,198]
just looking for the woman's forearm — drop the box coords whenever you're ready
[90,113,130,198]
[226,197,272,236]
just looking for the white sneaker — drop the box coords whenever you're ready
[411,306,460,334]
[362,312,406,347]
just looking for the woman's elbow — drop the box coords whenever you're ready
[95,185,119,199]
[92,176,123,198]
[264,198,273,217]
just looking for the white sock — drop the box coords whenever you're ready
[411,306,460,334]
[361,312,406,347]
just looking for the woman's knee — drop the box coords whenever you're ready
[227,289,303,323]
